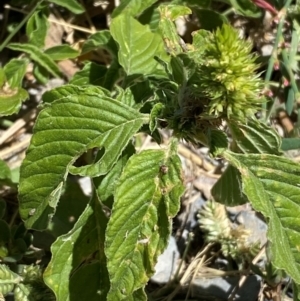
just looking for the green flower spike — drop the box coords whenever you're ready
[189,24,265,120]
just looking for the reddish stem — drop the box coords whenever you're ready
[252,0,278,15]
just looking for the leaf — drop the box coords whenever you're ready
[102,59,121,91]
[228,119,282,155]
[33,64,49,85]
[110,14,168,76]
[229,0,261,17]
[112,0,159,18]
[105,145,184,300]
[69,62,107,86]
[138,5,160,31]
[225,151,300,284]
[44,195,109,301]
[18,85,146,230]
[7,43,62,78]
[26,8,49,48]
[45,45,79,60]
[3,59,28,88]
[212,165,248,206]
[149,103,164,132]
[195,9,228,31]
[158,5,191,55]
[160,4,191,20]
[281,138,300,151]
[0,87,28,116]
[48,0,85,14]
[213,120,281,206]
[208,129,228,157]
[81,30,118,57]
[42,85,110,104]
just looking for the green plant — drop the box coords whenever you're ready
[1,0,300,300]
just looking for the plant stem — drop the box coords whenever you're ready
[262,16,285,121]
[0,1,43,52]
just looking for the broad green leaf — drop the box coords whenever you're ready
[105,146,184,300]
[45,45,79,60]
[69,62,107,86]
[213,119,281,206]
[228,119,282,155]
[44,195,109,301]
[0,87,28,116]
[19,85,146,230]
[42,84,110,103]
[110,14,168,76]
[281,138,300,151]
[225,151,300,284]
[48,0,84,14]
[7,43,62,78]
[212,165,248,206]
[112,0,159,18]
[47,179,89,237]
[26,8,49,48]
[3,59,28,88]
[229,0,261,17]
[81,30,118,57]
[195,9,228,30]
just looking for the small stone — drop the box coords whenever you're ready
[151,236,179,284]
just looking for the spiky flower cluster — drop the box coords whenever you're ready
[189,24,264,120]
[198,200,259,261]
